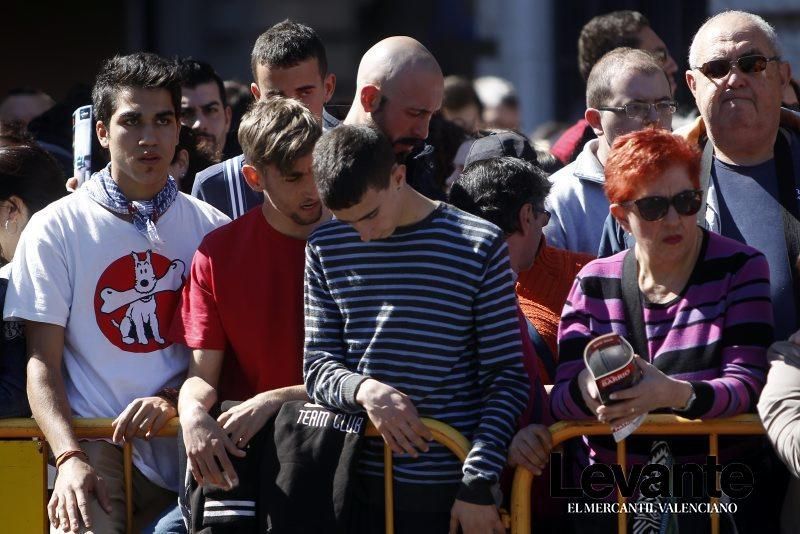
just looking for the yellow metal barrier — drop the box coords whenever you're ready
[0,417,472,534]
[510,414,765,534]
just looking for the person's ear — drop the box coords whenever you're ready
[779,61,792,90]
[610,203,632,234]
[242,164,264,192]
[518,203,534,236]
[360,85,382,113]
[686,70,698,97]
[323,73,336,104]
[96,120,110,148]
[250,82,261,101]
[390,163,406,188]
[585,108,604,136]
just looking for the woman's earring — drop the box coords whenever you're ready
[3,220,8,231]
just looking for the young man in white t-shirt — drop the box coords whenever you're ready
[3,53,228,533]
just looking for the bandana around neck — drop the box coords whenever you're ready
[83,163,178,249]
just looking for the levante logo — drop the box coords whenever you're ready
[550,454,754,499]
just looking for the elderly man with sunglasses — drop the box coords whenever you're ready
[543,47,675,255]
[600,10,800,341]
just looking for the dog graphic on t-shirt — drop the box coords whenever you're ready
[98,251,185,346]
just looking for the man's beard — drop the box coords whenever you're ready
[289,206,323,226]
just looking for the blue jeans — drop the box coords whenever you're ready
[142,503,185,534]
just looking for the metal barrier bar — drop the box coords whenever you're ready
[510,414,765,534]
[365,417,472,534]
[0,417,472,534]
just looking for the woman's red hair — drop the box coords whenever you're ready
[604,128,701,204]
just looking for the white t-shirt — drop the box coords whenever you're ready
[4,189,229,490]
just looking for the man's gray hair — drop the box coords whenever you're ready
[689,11,782,68]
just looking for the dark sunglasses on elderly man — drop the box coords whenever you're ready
[694,54,780,79]
[623,189,703,222]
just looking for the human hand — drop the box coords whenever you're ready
[508,424,553,475]
[111,396,177,443]
[217,392,281,449]
[448,500,504,534]
[48,456,111,532]
[181,406,245,489]
[355,378,433,457]
[596,357,689,427]
[577,367,602,414]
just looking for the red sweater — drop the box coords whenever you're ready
[516,239,593,383]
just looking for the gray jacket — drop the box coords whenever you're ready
[543,139,607,255]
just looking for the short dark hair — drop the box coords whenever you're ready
[0,143,65,215]
[443,76,483,113]
[578,10,649,81]
[251,20,328,81]
[449,157,551,235]
[92,53,181,125]
[176,58,227,108]
[312,125,394,211]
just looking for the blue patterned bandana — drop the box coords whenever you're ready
[84,163,178,249]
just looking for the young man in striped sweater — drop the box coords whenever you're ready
[304,125,529,534]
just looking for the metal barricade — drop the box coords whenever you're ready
[0,417,472,534]
[510,414,765,534]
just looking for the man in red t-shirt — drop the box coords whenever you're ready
[169,96,326,503]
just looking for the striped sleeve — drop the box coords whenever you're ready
[458,239,530,504]
[679,251,772,419]
[303,242,367,413]
[550,274,598,421]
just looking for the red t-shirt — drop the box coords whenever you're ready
[169,207,307,401]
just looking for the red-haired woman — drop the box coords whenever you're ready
[550,128,775,532]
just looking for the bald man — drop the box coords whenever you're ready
[344,36,446,200]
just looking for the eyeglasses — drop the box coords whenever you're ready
[622,189,703,222]
[534,208,551,226]
[694,54,780,79]
[597,101,676,120]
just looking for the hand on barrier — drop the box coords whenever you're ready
[356,378,433,457]
[449,500,505,534]
[217,392,282,448]
[508,424,553,476]
[577,367,602,414]
[182,406,246,490]
[48,456,111,532]
[597,357,692,427]
[111,396,177,442]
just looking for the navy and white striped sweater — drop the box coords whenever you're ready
[303,203,529,502]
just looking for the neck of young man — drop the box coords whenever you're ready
[261,200,331,241]
[111,167,168,201]
[396,186,438,229]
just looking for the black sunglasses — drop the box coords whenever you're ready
[694,54,780,79]
[622,189,703,222]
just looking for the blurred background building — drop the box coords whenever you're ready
[4,0,800,135]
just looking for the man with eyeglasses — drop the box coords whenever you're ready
[544,47,674,255]
[602,11,800,341]
[550,10,679,165]
[689,11,800,342]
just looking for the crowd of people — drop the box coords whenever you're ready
[2,7,800,534]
